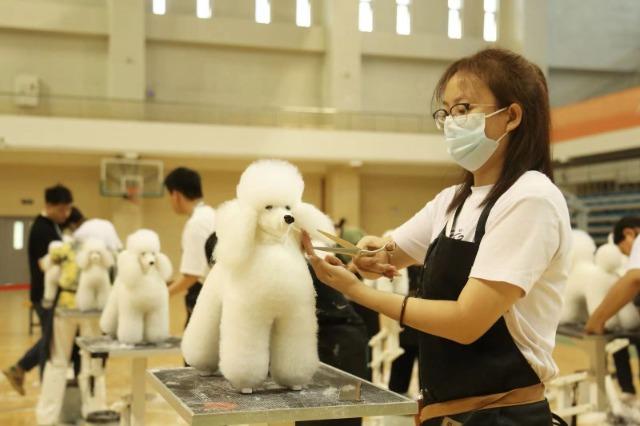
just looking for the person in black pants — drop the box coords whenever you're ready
[3,184,73,395]
[296,265,369,426]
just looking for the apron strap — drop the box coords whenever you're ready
[473,198,498,242]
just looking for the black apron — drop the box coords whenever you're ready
[418,197,551,424]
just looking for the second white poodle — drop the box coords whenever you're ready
[100,229,172,344]
[75,238,114,311]
[182,159,334,393]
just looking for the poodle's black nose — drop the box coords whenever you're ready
[149,261,155,265]
[284,215,295,224]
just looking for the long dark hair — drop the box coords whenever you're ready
[434,48,553,214]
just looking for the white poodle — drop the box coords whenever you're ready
[100,229,172,344]
[75,238,114,311]
[182,159,334,393]
[41,241,64,308]
[561,230,640,330]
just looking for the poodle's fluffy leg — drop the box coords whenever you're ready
[144,299,169,343]
[99,284,119,337]
[270,307,319,388]
[182,275,223,372]
[75,276,92,311]
[96,276,111,310]
[43,265,61,307]
[117,300,144,344]
[219,302,271,391]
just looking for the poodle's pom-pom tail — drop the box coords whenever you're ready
[126,229,161,253]
[595,243,624,275]
[569,229,596,271]
[236,159,304,209]
[215,199,258,267]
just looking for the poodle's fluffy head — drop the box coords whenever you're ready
[237,159,304,239]
[569,229,596,270]
[125,229,162,274]
[595,243,624,275]
[77,238,113,269]
[48,241,64,253]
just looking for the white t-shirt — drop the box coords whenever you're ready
[391,171,571,383]
[180,202,216,281]
[625,237,640,271]
[73,219,123,252]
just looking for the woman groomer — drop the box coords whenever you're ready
[303,48,571,425]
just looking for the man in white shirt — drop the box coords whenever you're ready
[586,216,640,334]
[164,167,216,325]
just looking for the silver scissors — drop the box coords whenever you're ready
[312,230,388,258]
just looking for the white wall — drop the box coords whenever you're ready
[0,29,107,97]
[147,43,323,107]
[0,0,493,115]
[361,57,448,114]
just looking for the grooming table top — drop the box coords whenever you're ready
[557,322,639,340]
[75,335,182,358]
[147,364,418,425]
[55,308,102,319]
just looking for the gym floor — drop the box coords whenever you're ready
[0,288,619,425]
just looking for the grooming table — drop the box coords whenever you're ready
[556,323,640,412]
[76,335,182,426]
[55,307,102,319]
[147,363,418,425]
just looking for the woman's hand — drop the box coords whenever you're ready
[353,236,397,280]
[584,316,606,335]
[302,232,362,297]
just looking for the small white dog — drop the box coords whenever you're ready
[41,241,64,309]
[75,238,114,311]
[100,229,172,344]
[182,159,333,393]
[561,230,640,330]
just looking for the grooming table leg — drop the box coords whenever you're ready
[131,357,147,426]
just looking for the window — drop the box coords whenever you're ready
[296,0,311,27]
[197,0,212,19]
[152,0,166,15]
[13,221,24,250]
[447,0,462,39]
[396,0,411,35]
[483,0,498,41]
[256,0,271,24]
[359,0,373,33]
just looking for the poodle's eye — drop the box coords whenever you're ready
[265,205,273,210]
[285,206,291,211]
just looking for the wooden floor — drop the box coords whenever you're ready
[0,288,631,425]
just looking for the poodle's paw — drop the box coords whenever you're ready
[41,299,54,309]
[290,385,303,391]
[197,369,220,377]
[240,388,253,395]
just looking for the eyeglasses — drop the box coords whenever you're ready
[432,103,498,130]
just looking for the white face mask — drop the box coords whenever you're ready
[444,107,508,172]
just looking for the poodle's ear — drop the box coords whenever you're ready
[76,250,89,270]
[215,199,257,267]
[101,249,115,269]
[292,202,335,243]
[115,250,141,286]
[40,254,53,271]
[156,252,173,281]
